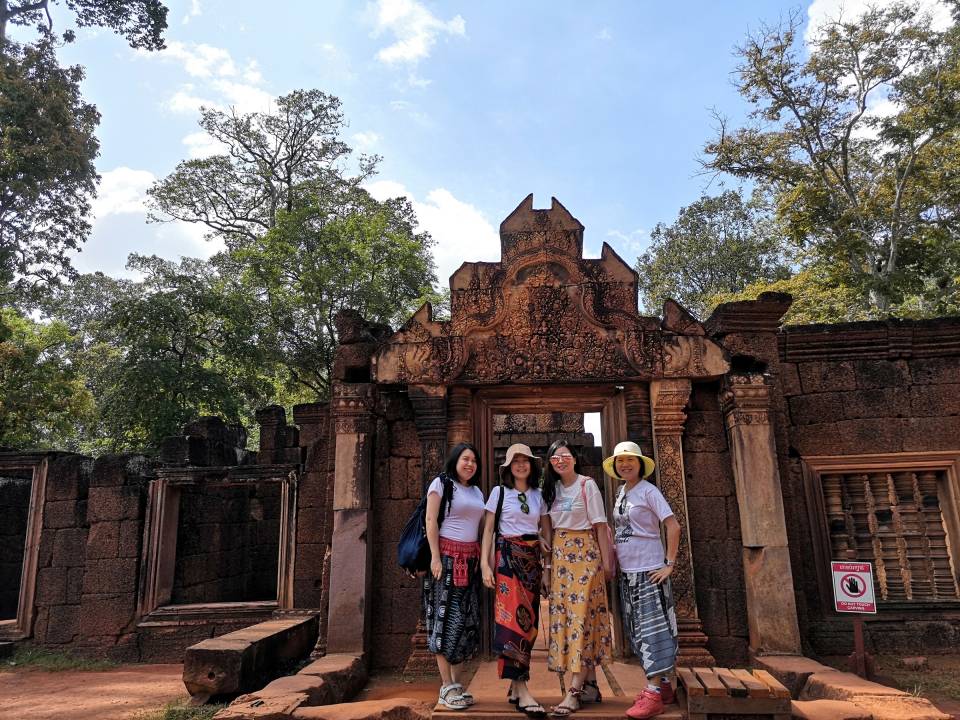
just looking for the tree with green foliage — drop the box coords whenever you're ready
[637,189,792,319]
[0,0,167,49]
[0,38,98,302]
[61,255,272,453]
[0,306,93,449]
[704,1,960,318]
[149,89,436,397]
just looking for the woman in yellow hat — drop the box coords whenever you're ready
[480,443,548,718]
[603,441,680,720]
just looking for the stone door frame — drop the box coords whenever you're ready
[0,455,48,641]
[468,383,628,656]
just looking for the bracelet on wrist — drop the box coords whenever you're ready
[664,559,675,567]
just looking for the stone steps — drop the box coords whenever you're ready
[0,641,15,659]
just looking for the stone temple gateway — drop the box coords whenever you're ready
[1,196,959,678]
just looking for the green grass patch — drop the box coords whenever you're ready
[132,700,227,720]
[872,655,960,701]
[2,646,118,672]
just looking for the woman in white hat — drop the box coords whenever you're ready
[603,441,680,720]
[480,443,548,718]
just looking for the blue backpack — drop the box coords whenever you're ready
[397,474,452,575]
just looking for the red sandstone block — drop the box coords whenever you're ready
[854,359,911,389]
[837,418,904,454]
[66,566,83,602]
[902,416,960,451]
[86,521,120,559]
[81,557,138,595]
[43,604,80,644]
[87,486,141,522]
[910,383,960,416]
[52,527,88,567]
[789,422,845,456]
[725,496,741,537]
[370,633,417,671]
[79,593,136,636]
[389,421,420,458]
[840,387,911,419]
[698,588,729,637]
[909,357,960,385]
[799,361,857,394]
[36,567,68,605]
[789,393,844,425]
[292,698,432,720]
[687,496,728,539]
[779,363,803,396]
[44,455,90,500]
[118,519,141,558]
[44,500,81,529]
[387,458,408,500]
[683,452,735,497]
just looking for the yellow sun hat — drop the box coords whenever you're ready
[602,441,655,479]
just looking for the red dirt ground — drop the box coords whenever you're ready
[0,664,187,720]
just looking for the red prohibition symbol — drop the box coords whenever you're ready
[840,573,867,598]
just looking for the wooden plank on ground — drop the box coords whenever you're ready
[730,668,770,698]
[752,669,791,699]
[676,667,704,696]
[692,667,727,697]
[714,667,748,698]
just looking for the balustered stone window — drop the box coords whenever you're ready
[803,453,960,607]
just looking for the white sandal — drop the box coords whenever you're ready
[439,683,470,710]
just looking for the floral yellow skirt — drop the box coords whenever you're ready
[547,529,612,673]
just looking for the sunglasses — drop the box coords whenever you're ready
[550,454,574,462]
[518,491,529,514]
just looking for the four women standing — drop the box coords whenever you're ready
[420,437,678,720]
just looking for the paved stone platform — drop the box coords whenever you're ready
[433,651,683,720]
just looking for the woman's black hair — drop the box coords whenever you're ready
[444,442,481,486]
[541,439,581,509]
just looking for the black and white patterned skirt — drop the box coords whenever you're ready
[423,552,482,664]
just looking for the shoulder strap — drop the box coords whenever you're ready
[436,474,453,527]
[493,484,506,537]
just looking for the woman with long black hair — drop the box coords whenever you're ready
[424,442,486,710]
[540,440,613,717]
[480,443,548,718]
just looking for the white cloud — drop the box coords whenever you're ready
[606,228,648,256]
[182,0,202,24]
[352,131,381,150]
[388,98,431,125]
[211,79,273,113]
[806,0,952,43]
[365,181,499,285]
[161,41,237,78]
[372,0,466,66]
[92,167,156,218]
[595,28,612,41]
[182,131,226,158]
[167,84,214,114]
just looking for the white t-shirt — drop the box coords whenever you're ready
[427,476,485,543]
[546,475,607,530]
[613,480,674,572]
[484,486,544,537]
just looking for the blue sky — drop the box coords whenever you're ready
[43,0,943,287]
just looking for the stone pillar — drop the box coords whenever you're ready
[650,378,715,666]
[446,386,472,450]
[325,383,375,656]
[403,384,448,677]
[623,383,653,457]
[720,373,802,656]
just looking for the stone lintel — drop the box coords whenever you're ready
[325,508,372,656]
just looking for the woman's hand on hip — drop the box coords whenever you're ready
[649,564,674,585]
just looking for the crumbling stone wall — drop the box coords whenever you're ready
[0,470,31,619]
[683,381,749,666]
[172,481,281,604]
[779,318,960,656]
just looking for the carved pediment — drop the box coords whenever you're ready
[373,195,729,384]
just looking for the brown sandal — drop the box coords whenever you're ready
[550,687,582,717]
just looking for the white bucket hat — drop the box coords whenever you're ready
[602,441,655,479]
[499,443,542,482]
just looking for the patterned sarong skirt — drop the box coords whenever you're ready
[493,535,543,680]
[547,529,612,673]
[618,570,678,678]
[423,540,482,664]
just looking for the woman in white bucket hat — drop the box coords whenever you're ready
[480,443,549,718]
[603,441,680,720]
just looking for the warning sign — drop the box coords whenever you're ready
[831,561,876,614]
